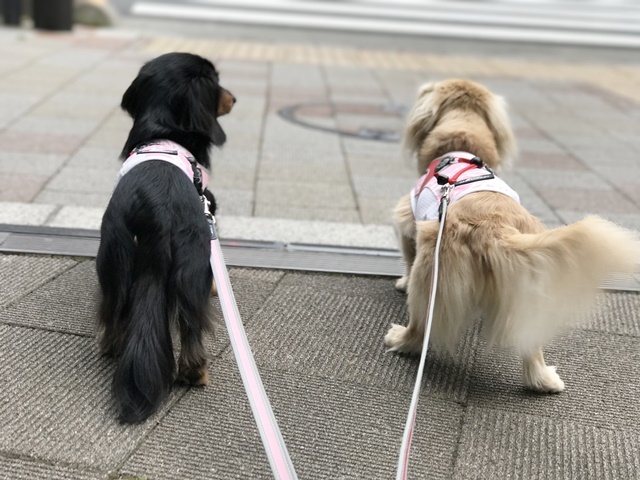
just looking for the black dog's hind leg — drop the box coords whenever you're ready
[171,233,213,386]
[96,210,135,357]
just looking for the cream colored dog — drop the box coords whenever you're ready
[385,79,639,393]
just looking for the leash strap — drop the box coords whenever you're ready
[396,184,453,480]
[206,212,298,480]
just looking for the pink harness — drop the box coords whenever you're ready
[410,151,520,221]
[114,139,209,190]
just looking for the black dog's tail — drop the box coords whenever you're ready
[113,234,175,424]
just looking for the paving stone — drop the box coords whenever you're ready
[0,93,40,129]
[517,168,614,190]
[556,210,640,233]
[217,215,397,248]
[0,152,68,176]
[65,146,123,169]
[0,172,49,202]
[256,180,356,209]
[0,201,57,226]
[341,138,401,156]
[214,147,260,167]
[454,406,640,480]
[85,128,130,148]
[517,138,567,155]
[34,190,112,209]
[0,324,184,470]
[467,328,640,431]
[255,204,361,222]
[0,254,77,308]
[537,187,639,215]
[501,173,562,225]
[568,147,639,167]
[47,167,119,194]
[347,155,415,178]
[518,152,587,171]
[39,47,113,68]
[221,267,285,334]
[0,131,85,155]
[121,357,464,480]
[258,162,350,183]
[31,93,117,121]
[9,116,100,136]
[214,188,254,217]
[0,261,98,336]
[243,282,478,402]
[359,197,398,225]
[618,181,640,207]
[208,165,255,190]
[0,457,108,480]
[586,292,640,337]
[46,206,104,229]
[352,175,414,200]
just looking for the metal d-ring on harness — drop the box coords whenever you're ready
[189,159,299,480]
[396,155,493,480]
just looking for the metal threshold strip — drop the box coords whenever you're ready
[0,224,639,292]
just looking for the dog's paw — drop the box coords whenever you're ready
[177,365,209,387]
[524,365,565,393]
[395,276,409,293]
[385,324,421,354]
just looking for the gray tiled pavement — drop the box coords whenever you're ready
[0,24,639,248]
[1,254,639,479]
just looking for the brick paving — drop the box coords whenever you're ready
[0,26,639,246]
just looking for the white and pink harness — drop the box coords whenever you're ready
[411,151,520,221]
[115,139,209,191]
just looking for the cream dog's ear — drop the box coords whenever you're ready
[402,82,439,159]
[486,94,517,170]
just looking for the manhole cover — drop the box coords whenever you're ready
[278,103,407,142]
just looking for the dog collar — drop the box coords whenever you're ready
[114,139,210,192]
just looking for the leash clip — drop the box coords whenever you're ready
[438,184,454,221]
[201,195,217,240]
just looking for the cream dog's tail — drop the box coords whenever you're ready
[485,216,639,351]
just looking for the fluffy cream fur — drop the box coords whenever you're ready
[386,79,639,393]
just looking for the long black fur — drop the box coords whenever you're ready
[96,52,232,423]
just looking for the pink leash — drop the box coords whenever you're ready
[205,208,298,480]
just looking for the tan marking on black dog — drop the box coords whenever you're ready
[217,89,236,116]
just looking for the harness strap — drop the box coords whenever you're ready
[415,153,484,197]
[445,163,479,184]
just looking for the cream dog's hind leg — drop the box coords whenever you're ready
[394,194,417,293]
[385,220,439,353]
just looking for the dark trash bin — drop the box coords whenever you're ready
[33,0,73,30]
[2,0,22,26]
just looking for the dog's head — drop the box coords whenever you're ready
[403,79,516,173]
[120,52,235,168]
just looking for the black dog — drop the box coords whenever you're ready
[96,52,235,423]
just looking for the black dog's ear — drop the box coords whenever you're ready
[121,74,146,118]
[178,75,222,139]
[210,119,227,147]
